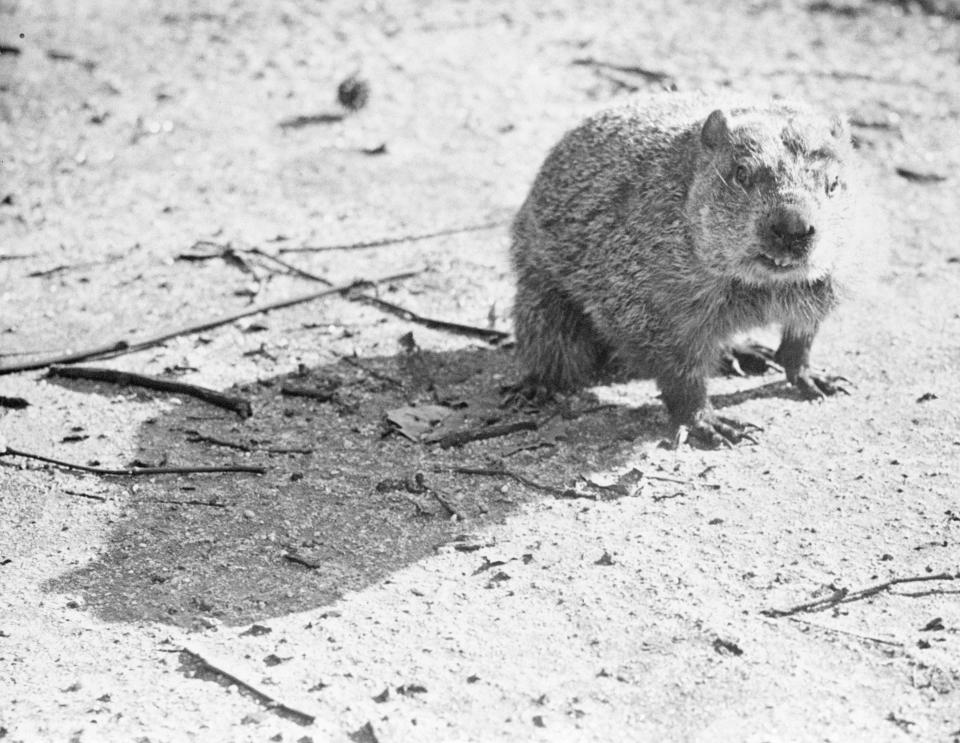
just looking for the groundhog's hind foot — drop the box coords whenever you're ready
[500,378,557,409]
[673,410,761,449]
[791,371,851,400]
[720,341,783,377]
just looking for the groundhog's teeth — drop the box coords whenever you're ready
[761,253,803,268]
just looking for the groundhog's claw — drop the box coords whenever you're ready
[500,380,556,409]
[792,372,851,399]
[720,342,783,377]
[673,412,761,449]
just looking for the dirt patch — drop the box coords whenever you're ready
[2,1,960,741]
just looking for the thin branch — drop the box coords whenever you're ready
[0,269,422,376]
[786,617,903,647]
[48,365,253,418]
[1,446,265,476]
[338,354,404,388]
[251,248,509,343]
[278,221,508,254]
[148,498,227,508]
[180,645,316,725]
[63,489,108,502]
[427,486,465,520]
[762,572,959,618]
[185,431,252,451]
[571,56,673,83]
[438,420,539,449]
[283,552,322,569]
[444,464,567,496]
[353,294,510,343]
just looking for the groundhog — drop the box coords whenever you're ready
[510,93,856,446]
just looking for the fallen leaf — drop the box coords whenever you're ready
[385,404,453,442]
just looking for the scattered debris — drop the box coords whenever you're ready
[283,552,322,570]
[63,489,108,502]
[48,365,254,418]
[920,617,945,631]
[372,687,390,703]
[571,56,673,85]
[239,624,272,637]
[263,654,291,667]
[712,638,744,657]
[895,166,948,183]
[472,556,508,575]
[762,572,959,618]
[916,392,938,403]
[886,712,915,733]
[348,722,380,743]
[594,551,615,566]
[396,683,427,696]
[337,74,370,111]
[278,112,345,129]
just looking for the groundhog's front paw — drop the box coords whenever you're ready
[790,371,851,400]
[720,341,782,377]
[672,410,761,449]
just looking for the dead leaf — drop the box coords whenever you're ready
[384,404,453,442]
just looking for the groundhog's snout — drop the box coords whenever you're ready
[768,204,817,258]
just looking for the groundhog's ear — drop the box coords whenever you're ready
[701,110,730,150]
[829,114,850,142]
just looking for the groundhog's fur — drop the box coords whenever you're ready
[511,93,857,445]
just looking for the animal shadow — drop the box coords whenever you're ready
[44,346,670,628]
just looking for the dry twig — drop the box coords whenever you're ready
[180,645,316,725]
[762,572,959,618]
[228,246,508,343]
[278,221,507,254]
[787,617,903,647]
[0,270,421,375]
[438,420,539,449]
[1,446,265,477]
[444,464,567,496]
[48,365,253,417]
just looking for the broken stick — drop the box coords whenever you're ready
[438,420,538,449]
[762,572,959,618]
[180,644,316,725]
[252,249,509,344]
[48,365,253,418]
[0,269,421,375]
[1,446,265,477]
[278,220,508,253]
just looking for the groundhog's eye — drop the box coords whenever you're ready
[825,175,841,197]
[734,165,752,189]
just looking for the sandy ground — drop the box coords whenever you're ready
[1,0,959,741]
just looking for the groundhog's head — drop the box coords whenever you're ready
[686,104,853,287]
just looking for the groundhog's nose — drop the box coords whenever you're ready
[770,207,816,254]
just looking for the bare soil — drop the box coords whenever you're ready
[1,1,959,741]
